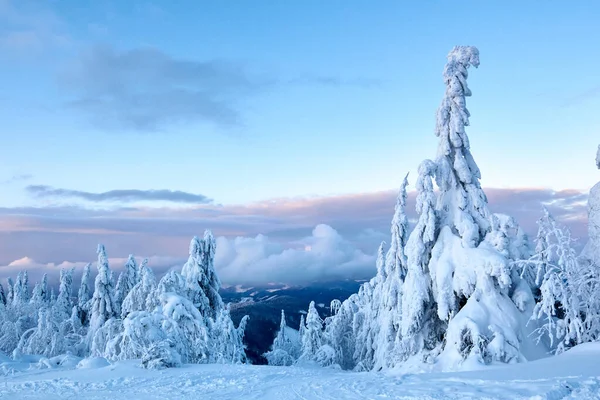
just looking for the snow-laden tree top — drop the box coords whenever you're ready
[596,144,600,169]
[435,45,489,247]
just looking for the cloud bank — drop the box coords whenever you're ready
[26,185,213,204]
[0,187,590,286]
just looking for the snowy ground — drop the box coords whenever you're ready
[2,344,600,400]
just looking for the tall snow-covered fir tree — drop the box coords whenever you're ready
[434,46,489,249]
[265,310,298,366]
[114,255,139,314]
[88,244,117,351]
[122,258,156,317]
[399,46,540,368]
[300,301,324,362]
[582,145,600,266]
[6,277,14,305]
[181,232,223,319]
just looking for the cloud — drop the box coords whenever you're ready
[26,185,213,204]
[2,173,32,185]
[215,224,375,285]
[57,44,378,132]
[58,45,265,131]
[0,225,374,287]
[0,0,70,53]
[0,187,591,285]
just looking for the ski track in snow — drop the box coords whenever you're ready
[1,359,599,400]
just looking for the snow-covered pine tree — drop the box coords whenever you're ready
[398,46,538,368]
[88,244,118,351]
[30,274,49,308]
[76,263,92,326]
[200,230,224,317]
[122,258,156,317]
[299,314,306,340]
[582,145,600,266]
[55,268,75,321]
[265,310,297,366]
[300,301,324,362]
[401,160,439,357]
[182,236,212,316]
[210,305,249,364]
[6,277,14,305]
[374,174,410,370]
[528,208,594,354]
[0,282,6,306]
[181,232,224,319]
[12,271,28,307]
[434,46,488,248]
[114,255,138,314]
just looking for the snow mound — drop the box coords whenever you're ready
[76,357,110,369]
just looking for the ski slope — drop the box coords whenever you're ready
[2,343,600,399]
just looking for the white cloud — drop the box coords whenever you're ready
[214,224,376,285]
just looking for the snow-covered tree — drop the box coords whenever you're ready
[401,160,438,356]
[0,283,6,306]
[88,244,117,349]
[114,255,139,313]
[12,271,29,307]
[182,232,224,319]
[396,46,538,368]
[122,259,156,317]
[300,301,324,362]
[299,314,306,340]
[527,208,598,354]
[55,268,75,321]
[6,277,14,305]
[265,310,299,366]
[30,275,48,308]
[74,263,92,327]
[16,308,65,358]
[210,306,249,364]
[434,46,489,248]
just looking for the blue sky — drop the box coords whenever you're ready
[1,0,599,208]
[0,1,597,284]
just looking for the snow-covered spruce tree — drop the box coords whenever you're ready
[73,263,92,328]
[582,145,600,266]
[122,258,156,317]
[88,244,118,354]
[323,294,360,370]
[55,268,75,321]
[30,274,49,308]
[16,308,65,358]
[527,208,598,354]
[12,271,29,307]
[181,232,224,319]
[265,310,298,366]
[6,277,14,305]
[114,255,139,314]
[397,46,539,369]
[401,160,441,358]
[299,301,327,363]
[210,305,249,364]
[373,174,411,370]
[299,314,306,340]
[0,282,6,306]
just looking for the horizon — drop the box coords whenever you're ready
[1,1,598,286]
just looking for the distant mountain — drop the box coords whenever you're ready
[222,280,363,364]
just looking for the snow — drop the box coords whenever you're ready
[1,343,600,399]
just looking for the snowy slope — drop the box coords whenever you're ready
[2,343,600,399]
